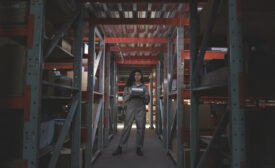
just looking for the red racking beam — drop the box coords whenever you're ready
[116,59,158,65]
[83,37,191,44]
[84,0,206,3]
[89,18,189,26]
[110,46,163,53]
[182,50,226,60]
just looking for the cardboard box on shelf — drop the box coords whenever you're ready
[67,71,98,91]
[171,102,212,130]
[81,103,99,127]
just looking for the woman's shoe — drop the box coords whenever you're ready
[112,146,122,156]
[136,148,143,156]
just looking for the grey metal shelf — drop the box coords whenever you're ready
[42,81,79,90]
[94,91,104,96]
[42,96,72,100]
[192,82,228,92]
[39,138,71,158]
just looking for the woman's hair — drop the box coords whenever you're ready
[126,69,144,87]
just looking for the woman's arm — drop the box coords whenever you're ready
[123,87,132,103]
[144,86,150,105]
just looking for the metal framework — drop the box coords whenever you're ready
[84,25,108,167]
[22,1,45,167]
[1,0,255,167]
[21,2,89,168]
[14,1,116,168]
[149,73,154,129]
[189,0,247,168]
[154,21,185,167]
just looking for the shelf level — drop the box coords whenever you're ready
[42,81,79,90]
[42,96,72,100]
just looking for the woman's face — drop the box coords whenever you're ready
[134,72,141,82]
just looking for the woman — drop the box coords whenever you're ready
[112,69,150,156]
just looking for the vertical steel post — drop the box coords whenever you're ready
[110,54,115,134]
[228,0,247,167]
[149,73,154,129]
[166,36,172,150]
[114,63,118,132]
[85,25,95,168]
[71,7,83,168]
[22,1,44,167]
[155,63,160,134]
[176,27,184,168]
[98,39,105,151]
[105,49,111,144]
[159,53,164,135]
[190,0,200,167]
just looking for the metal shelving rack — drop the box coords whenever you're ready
[154,23,185,167]
[0,0,118,167]
[84,16,117,168]
[19,1,85,167]
[189,0,246,168]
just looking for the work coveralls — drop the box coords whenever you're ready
[118,83,150,149]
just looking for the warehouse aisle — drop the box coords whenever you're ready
[93,127,175,168]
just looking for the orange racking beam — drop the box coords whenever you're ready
[182,50,226,60]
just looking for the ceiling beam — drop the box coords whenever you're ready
[89,18,189,26]
[116,59,158,65]
[83,37,190,44]
[84,0,206,3]
[110,46,163,52]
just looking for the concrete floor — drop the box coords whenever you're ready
[93,127,175,168]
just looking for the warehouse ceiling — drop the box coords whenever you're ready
[82,1,205,85]
[84,2,188,58]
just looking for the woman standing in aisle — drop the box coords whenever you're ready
[112,69,150,156]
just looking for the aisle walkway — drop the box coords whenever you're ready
[93,127,175,168]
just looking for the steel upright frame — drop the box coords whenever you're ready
[189,0,247,167]
[84,25,106,167]
[22,1,45,167]
[161,25,185,168]
[22,1,85,168]
[228,0,246,166]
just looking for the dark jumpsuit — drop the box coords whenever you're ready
[118,83,150,149]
